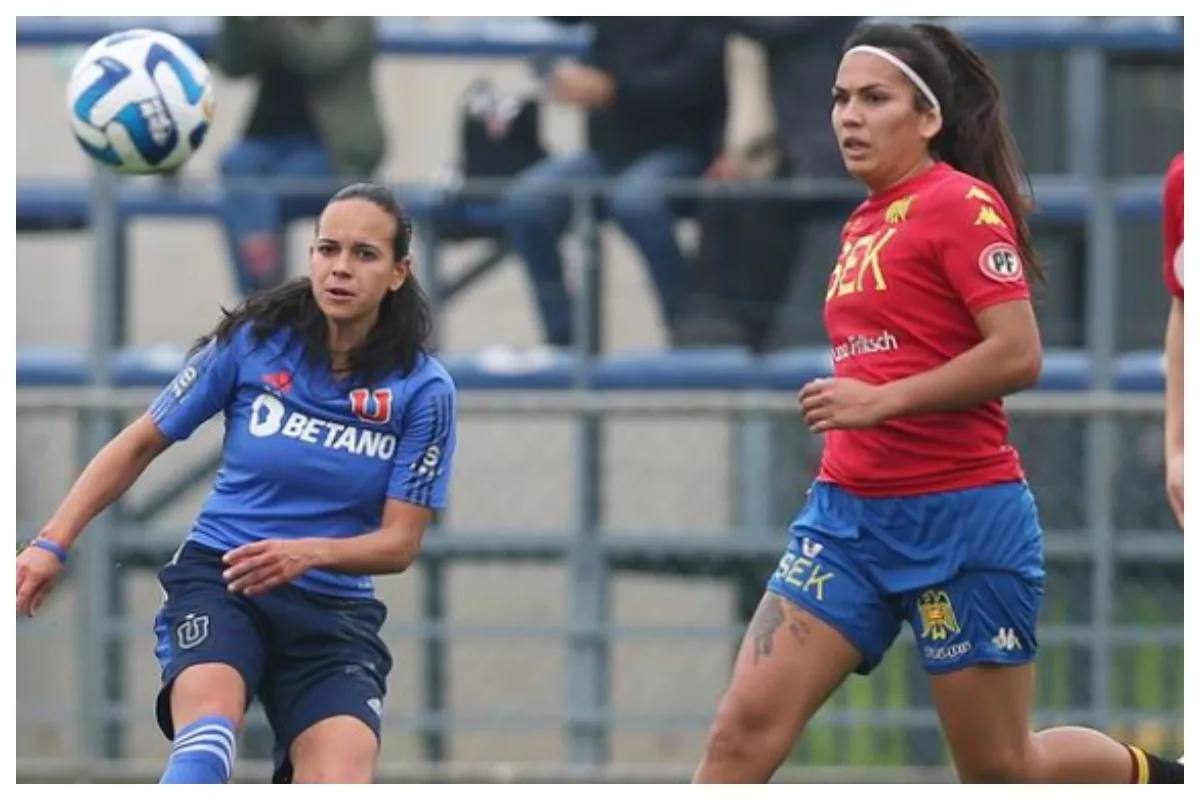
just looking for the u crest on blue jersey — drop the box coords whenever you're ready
[349,388,394,425]
[176,613,210,650]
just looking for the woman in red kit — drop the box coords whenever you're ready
[1160,152,1184,767]
[693,21,1184,784]
[1162,152,1183,530]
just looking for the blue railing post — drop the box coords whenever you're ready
[82,165,124,759]
[1067,38,1118,732]
[567,186,609,764]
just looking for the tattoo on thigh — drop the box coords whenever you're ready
[750,594,812,663]
[751,595,785,661]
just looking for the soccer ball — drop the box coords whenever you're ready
[66,28,214,175]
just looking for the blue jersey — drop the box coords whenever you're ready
[147,323,457,599]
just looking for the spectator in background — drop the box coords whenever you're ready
[679,18,862,352]
[503,18,727,348]
[212,17,385,296]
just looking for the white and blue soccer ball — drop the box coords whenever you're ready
[66,28,214,175]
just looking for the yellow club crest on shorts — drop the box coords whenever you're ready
[917,589,960,641]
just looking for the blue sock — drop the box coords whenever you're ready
[159,715,238,784]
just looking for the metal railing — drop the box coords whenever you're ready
[15,15,1184,782]
[15,388,1183,780]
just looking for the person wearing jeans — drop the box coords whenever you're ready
[212,17,386,296]
[502,147,703,347]
[218,133,335,295]
[503,19,727,347]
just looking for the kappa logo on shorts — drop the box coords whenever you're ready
[992,627,1022,652]
[917,590,960,642]
[176,613,210,650]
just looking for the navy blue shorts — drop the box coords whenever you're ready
[153,542,393,782]
[766,480,1045,676]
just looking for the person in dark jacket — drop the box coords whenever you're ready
[212,17,386,297]
[502,18,727,347]
[680,17,862,352]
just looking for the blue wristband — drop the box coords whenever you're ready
[30,538,68,565]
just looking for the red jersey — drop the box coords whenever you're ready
[818,162,1030,496]
[1163,152,1184,300]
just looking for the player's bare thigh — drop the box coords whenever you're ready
[289,716,379,783]
[694,591,861,783]
[169,663,248,733]
[930,663,1132,783]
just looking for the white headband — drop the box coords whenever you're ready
[845,45,941,113]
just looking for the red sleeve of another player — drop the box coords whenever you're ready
[1162,156,1184,299]
[933,185,1031,314]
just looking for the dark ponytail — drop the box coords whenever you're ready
[193,182,435,379]
[845,22,1045,284]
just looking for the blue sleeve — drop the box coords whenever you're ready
[147,335,241,442]
[387,377,457,510]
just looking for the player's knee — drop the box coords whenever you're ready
[290,717,378,784]
[292,759,374,784]
[954,741,1038,783]
[169,663,247,732]
[703,687,795,768]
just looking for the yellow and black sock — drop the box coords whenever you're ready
[1127,745,1184,784]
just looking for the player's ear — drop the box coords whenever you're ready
[918,106,943,143]
[390,255,413,293]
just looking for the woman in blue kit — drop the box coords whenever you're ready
[16,182,458,784]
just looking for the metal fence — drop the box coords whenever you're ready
[15,14,1184,784]
[15,387,1183,782]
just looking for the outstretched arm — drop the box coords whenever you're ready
[17,414,172,617]
[37,414,172,551]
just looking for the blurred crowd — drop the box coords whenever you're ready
[208,17,870,353]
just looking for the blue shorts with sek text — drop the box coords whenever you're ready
[152,542,393,782]
[765,480,1045,675]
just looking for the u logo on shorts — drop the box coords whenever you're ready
[176,613,210,650]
